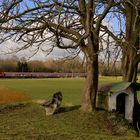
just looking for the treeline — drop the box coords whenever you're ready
[0,57,85,73]
[1,57,134,76]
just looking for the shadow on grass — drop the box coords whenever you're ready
[56,105,81,114]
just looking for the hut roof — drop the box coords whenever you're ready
[98,82,140,94]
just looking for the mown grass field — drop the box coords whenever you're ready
[0,77,139,140]
[0,77,122,106]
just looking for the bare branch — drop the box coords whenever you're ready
[95,0,114,33]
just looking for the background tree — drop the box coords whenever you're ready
[28,60,47,72]
[17,61,28,72]
[122,0,140,82]
[0,58,17,72]
[101,0,140,82]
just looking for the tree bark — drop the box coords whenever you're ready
[81,35,99,112]
[122,48,137,82]
[122,35,140,82]
[81,55,98,112]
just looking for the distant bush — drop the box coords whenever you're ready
[99,62,122,76]
[0,88,31,104]
[28,60,47,72]
[0,59,17,72]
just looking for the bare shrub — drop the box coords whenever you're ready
[0,88,31,104]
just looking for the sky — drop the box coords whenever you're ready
[0,40,71,61]
[0,0,125,61]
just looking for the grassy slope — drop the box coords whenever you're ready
[0,103,137,140]
[0,77,139,140]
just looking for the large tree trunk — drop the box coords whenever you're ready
[122,48,137,82]
[122,36,139,82]
[81,35,99,112]
[81,55,98,112]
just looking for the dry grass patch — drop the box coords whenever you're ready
[0,88,31,104]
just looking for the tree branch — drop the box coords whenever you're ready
[95,0,114,33]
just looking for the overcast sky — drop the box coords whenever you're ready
[0,39,78,61]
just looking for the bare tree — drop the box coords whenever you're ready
[122,0,140,82]
[0,0,115,112]
[101,0,140,82]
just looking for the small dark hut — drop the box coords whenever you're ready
[96,82,140,121]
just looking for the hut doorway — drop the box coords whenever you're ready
[116,93,127,115]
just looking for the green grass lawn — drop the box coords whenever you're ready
[0,76,140,140]
[0,78,85,106]
[0,103,137,140]
[0,76,122,106]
